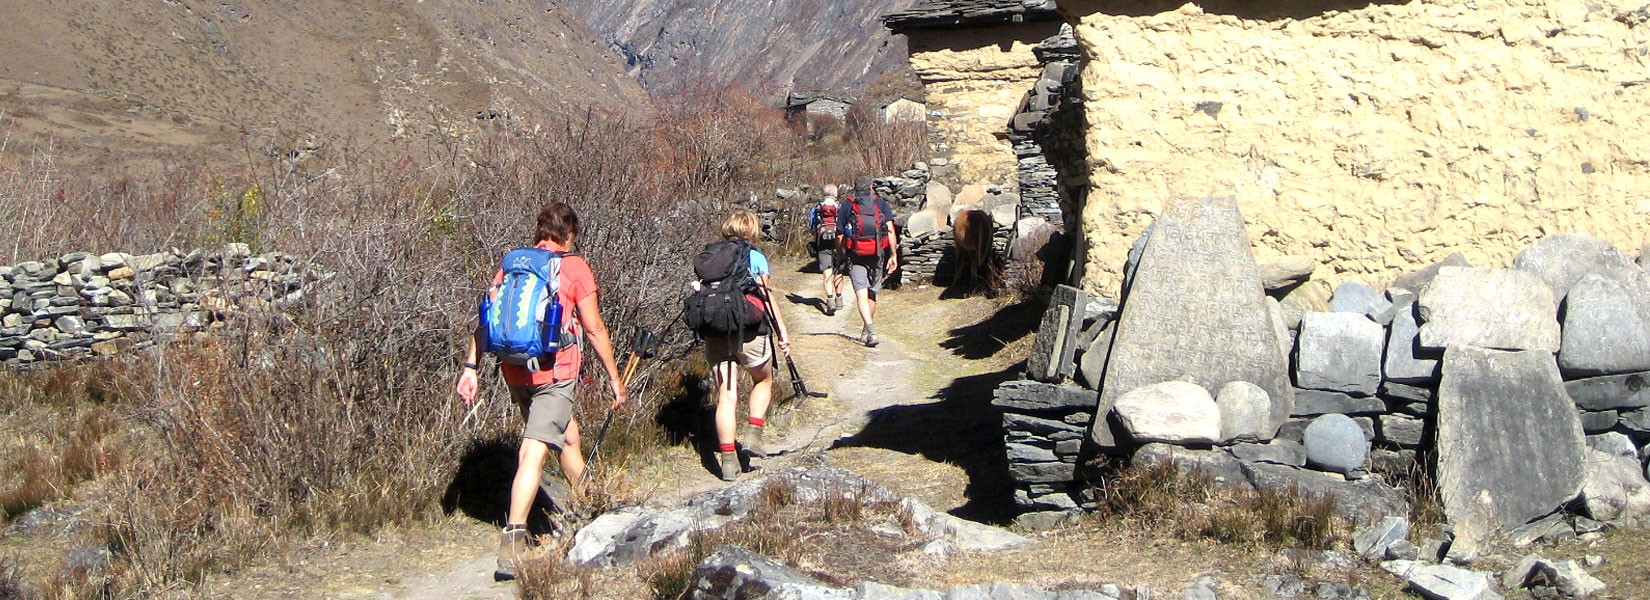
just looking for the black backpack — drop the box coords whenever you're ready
[684,240,771,339]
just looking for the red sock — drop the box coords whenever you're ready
[748,417,765,427]
[719,443,737,453]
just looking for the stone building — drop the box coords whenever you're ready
[784,91,852,124]
[883,1,1065,189]
[1056,0,1650,297]
[879,97,926,124]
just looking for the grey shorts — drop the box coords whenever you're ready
[816,246,837,272]
[703,333,772,370]
[846,257,885,294]
[509,379,576,449]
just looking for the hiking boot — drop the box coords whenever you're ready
[494,526,529,581]
[823,295,836,316]
[719,451,741,481]
[744,426,767,459]
[832,294,844,313]
[862,326,879,348]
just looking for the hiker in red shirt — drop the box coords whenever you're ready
[454,202,626,581]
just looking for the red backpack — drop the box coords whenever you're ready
[815,202,840,248]
[844,192,891,257]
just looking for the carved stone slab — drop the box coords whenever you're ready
[1436,346,1586,558]
[1418,267,1561,353]
[1091,197,1293,450]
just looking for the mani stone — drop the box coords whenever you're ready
[1565,371,1650,411]
[1093,197,1293,450]
[1514,232,1636,302]
[1580,448,1650,522]
[1113,381,1220,446]
[1216,380,1275,443]
[1392,253,1472,295]
[1436,347,1586,558]
[1303,414,1369,476]
[1418,267,1561,353]
[1558,272,1650,377]
[1294,312,1383,396]
[1384,300,1441,383]
[1026,285,1087,383]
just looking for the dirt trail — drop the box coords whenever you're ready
[210,258,1024,599]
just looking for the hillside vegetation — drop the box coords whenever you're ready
[0,0,646,172]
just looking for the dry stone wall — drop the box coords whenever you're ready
[1058,0,1650,299]
[0,245,327,368]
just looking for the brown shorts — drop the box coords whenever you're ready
[509,379,576,449]
[703,333,772,370]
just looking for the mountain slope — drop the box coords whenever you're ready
[0,0,647,170]
[563,0,919,99]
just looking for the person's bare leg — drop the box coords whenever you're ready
[558,419,585,499]
[713,360,742,480]
[508,439,551,525]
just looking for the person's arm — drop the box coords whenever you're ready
[576,292,628,409]
[758,273,791,354]
[883,205,900,275]
[455,322,483,406]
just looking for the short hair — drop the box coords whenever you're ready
[535,202,579,244]
[852,176,873,196]
[822,183,839,197]
[721,209,760,240]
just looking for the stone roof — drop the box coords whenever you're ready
[785,91,852,109]
[883,0,1061,31]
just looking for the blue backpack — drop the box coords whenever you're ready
[479,247,570,372]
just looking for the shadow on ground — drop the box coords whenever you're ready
[939,301,1042,360]
[830,366,1022,524]
[440,437,560,535]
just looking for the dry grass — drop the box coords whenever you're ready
[0,87,883,596]
[1090,460,1348,551]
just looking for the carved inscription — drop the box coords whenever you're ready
[1092,197,1294,449]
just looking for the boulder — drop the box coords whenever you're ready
[1392,253,1472,296]
[1216,381,1275,443]
[1558,272,1650,376]
[1257,255,1317,291]
[905,209,940,236]
[1353,516,1410,560]
[1586,432,1638,459]
[1532,559,1607,598]
[1329,282,1381,315]
[1134,443,1250,489]
[1565,371,1650,411]
[1436,347,1586,558]
[954,183,988,208]
[1295,312,1384,396]
[1094,197,1293,451]
[1303,414,1369,476]
[1242,462,1408,525]
[1513,233,1636,302]
[1076,320,1115,390]
[1579,447,1650,522]
[689,545,846,599]
[1114,381,1221,445]
[1384,300,1441,383]
[1418,267,1561,353]
[923,182,953,215]
[1380,561,1503,600]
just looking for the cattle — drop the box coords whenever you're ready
[950,208,996,296]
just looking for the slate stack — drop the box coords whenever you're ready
[0,245,329,368]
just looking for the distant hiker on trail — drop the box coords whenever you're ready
[454,202,627,581]
[807,183,845,315]
[683,210,792,481]
[838,176,898,347]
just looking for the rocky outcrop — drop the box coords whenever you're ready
[564,0,918,97]
[1059,0,1650,298]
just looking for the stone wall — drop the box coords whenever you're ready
[0,246,327,368]
[903,21,1067,188]
[1058,0,1650,299]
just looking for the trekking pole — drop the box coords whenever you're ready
[754,287,826,420]
[585,326,658,469]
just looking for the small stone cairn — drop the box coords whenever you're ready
[0,244,329,368]
[998,196,1650,577]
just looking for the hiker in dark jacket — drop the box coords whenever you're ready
[837,176,899,347]
[455,202,627,581]
[703,209,791,481]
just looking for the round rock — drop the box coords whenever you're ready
[1303,413,1369,475]
[1113,381,1221,445]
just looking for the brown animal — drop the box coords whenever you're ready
[951,208,995,295]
